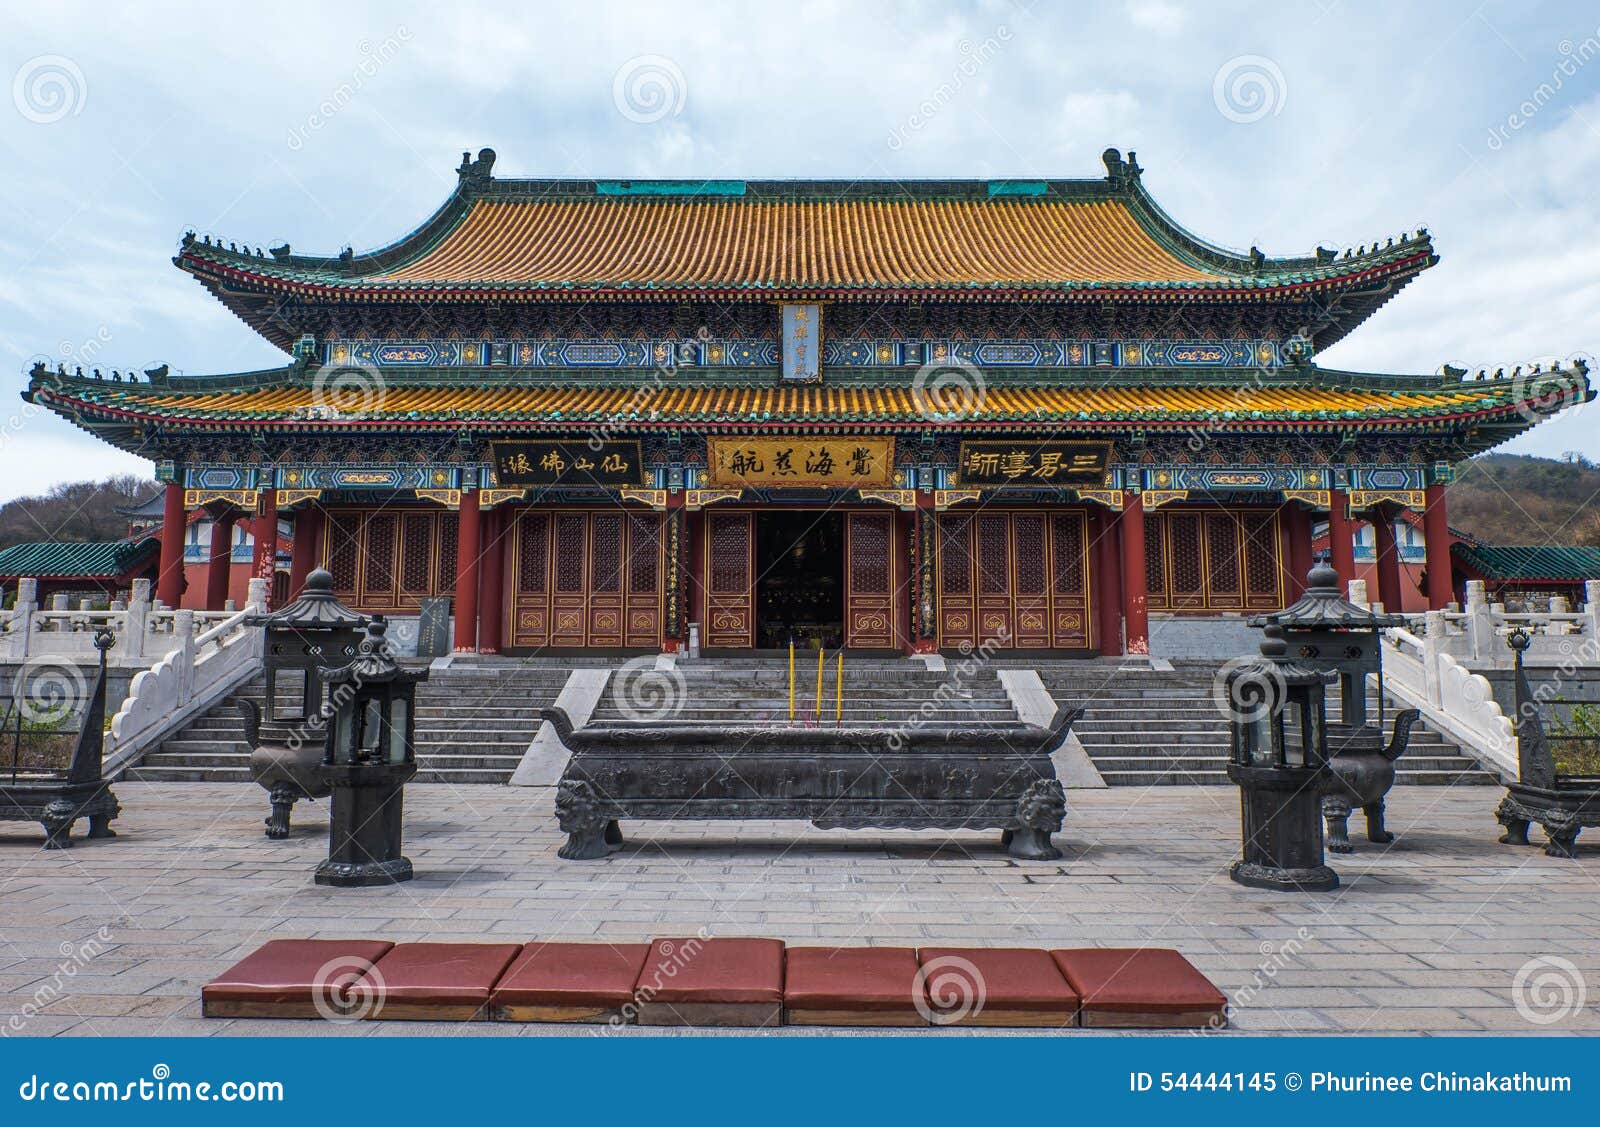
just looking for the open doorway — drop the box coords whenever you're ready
[755,510,844,649]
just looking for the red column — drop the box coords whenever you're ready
[1327,488,1357,590]
[478,507,505,654]
[1092,507,1123,656]
[288,506,324,599]
[1120,492,1150,655]
[1423,483,1453,610]
[1371,509,1404,613]
[156,482,187,607]
[250,487,279,609]
[203,511,236,611]
[1285,503,1313,599]
[453,490,482,652]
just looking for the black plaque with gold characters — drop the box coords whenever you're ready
[491,441,643,487]
[957,441,1111,487]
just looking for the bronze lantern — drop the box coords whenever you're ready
[313,617,427,887]
[1226,624,1338,892]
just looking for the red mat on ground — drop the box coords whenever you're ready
[490,942,652,1021]
[201,938,392,1018]
[784,947,924,1024]
[639,937,785,1004]
[918,947,1079,1026]
[361,942,523,1020]
[1051,948,1227,1028]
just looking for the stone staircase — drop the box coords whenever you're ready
[586,657,1019,729]
[1030,659,1494,787]
[126,659,576,786]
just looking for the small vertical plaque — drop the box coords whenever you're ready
[781,303,822,382]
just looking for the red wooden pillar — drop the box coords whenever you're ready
[1285,503,1313,599]
[203,511,236,611]
[1092,506,1123,656]
[1327,488,1357,590]
[250,487,279,609]
[453,489,482,653]
[911,491,938,654]
[1423,483,1453,610]
[288,506,324,598]
[1371,508,1404,613]
[156,482,187,607]
[1120,492,1150,655]
[478,506,505,654]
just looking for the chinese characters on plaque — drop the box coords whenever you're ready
[956,441,1111,487]
[706,437,895,488]
[780,303,822,382]
[490,441,642,487]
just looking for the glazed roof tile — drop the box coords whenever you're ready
[1452,543,1600,583]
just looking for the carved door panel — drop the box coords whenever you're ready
[1011,513,1051,648]
[705,511,754,648]
[936,514,975,651]
[845,512,894,649]
[625,512,663,648]
[586,512,626,647]
[1049,512,1092,649]
[974,512,1013,646]
[511,511,550,647]
[551,512,589,646]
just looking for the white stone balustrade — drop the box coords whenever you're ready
[103,578,269,776]
[1,577,238,666]
[1354,579,1600,669]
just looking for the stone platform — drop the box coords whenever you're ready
[1,783,1597,1036]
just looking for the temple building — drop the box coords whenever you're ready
[23,147,1592,656]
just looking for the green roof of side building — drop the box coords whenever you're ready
[0,539,158,580]
[1452,543,1600,583]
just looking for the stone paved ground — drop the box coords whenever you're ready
[2,782,1598,1037]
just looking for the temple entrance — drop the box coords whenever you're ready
[754,510,844,649]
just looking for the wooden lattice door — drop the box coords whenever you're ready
[508,508,663,649]
[845,512,894,649]
[704,511,754,648]
[937,509,1095,651]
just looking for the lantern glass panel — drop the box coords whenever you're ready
[1307,698,1326,768]
[1282,699,1305,767]
[1249,713,1275,766]
[334,703,355,764]
[360,698,383,755]
[387,697,410,765]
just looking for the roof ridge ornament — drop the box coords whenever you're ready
[457,147,497,184]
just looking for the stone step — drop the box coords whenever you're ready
[125,765,254,783]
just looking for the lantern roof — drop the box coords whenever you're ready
[320,618,428,687]
[1250,559,1407,632]
[246,567,369,631]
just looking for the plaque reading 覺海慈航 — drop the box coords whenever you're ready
[706,437,894,488]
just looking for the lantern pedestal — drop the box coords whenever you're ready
[1228,766,1339,892]
[313,761,417,887]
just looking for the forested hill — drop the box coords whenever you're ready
[0,476,156,551]
[1447,454,1600,547]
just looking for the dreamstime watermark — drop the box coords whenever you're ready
[11,657,88,726]
[12,54,86,124]
[16,1065,283,1102]
[886,28,1011,150]
[1193,927,1308,1034]
[2,927,113,1036]
[306,360,387,418]
[914,954,987,1025]
[1511,360,1589,426]
[1512,955,1587,1025]
[612,54,686,124]
[1211,653,1286,726]
[610,655,686,722]
[286,28,412,151]
[1486,25,1600,151]
[886,625,1009,751]
[911,358,987,423]
[310,955,386,1022]
[594,928,712,1034]
[586,328,708,450]
[1212,54,1287,124]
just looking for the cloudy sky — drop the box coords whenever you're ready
[1,0,1597,503]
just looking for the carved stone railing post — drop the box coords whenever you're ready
[8,577,38,660]
[173,609,196,706]
[125,579,150,662]
[1464,581,1493,661]
[1422,609,1445,706]
[1585,580,1600,646]
[1347,579,1368,609]
[245,577,268,612]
